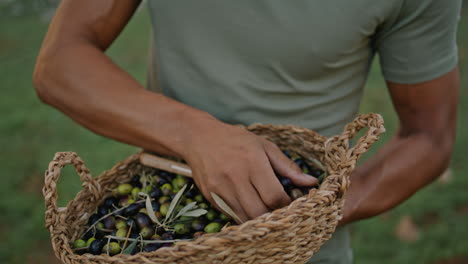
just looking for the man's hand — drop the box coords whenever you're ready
[182,117,318,222]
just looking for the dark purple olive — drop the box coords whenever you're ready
[97,205,109,217]
[89,239,104,255]
[129,231,140,239]
[136,213,151,229]
[103,197,118,208]
[123,203,140,216]
[161,232,174,240]
[184,189,195,199]
[88,214,100,226]
[294,159,305,168]
[310,169,324,178]
[279,176,292,188]
[191,219,206,231]
[130,175,141,185]
[103,216,116,229]
[126,218,136,229]
[150,200,160,212]
[149,188,162,199]
[143,243,161,252]
[157,177,169,186]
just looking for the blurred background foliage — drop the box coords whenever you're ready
[0,2,467,264]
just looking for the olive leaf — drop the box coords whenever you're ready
[122,237,138,254]
[181,209,208,217]
[145,195,163,226]
[210,192,243,224]
[164,184,187,223]
[175,202,197,219]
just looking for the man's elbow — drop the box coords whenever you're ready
[33,56,58,105]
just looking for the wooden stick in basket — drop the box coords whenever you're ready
[139,153,193,178]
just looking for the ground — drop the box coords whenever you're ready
[0,5,467,264]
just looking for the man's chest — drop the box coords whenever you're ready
[149,0,398,77]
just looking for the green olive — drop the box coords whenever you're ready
[140,226,154,239]
[159,196,170,204]
[115,220,127,230]
[151,234,162,240]
[144,185,152,193]
[172,177,187,190]
[102,242,121,255]
[174,223,190,235]
[204,222,222,233]
[116,183,133,196]
[159,203,170,216]
[184,198,194,205]
[116,228,128,238]
[73,239,86,249]
[160,183,173,196]
[194,194,204,203]
[131,187,141,199]
[206,210,218,221]
[219,213,230,221]
[139,208,148,214]
[86,237,96,247]
[199,203,208,209]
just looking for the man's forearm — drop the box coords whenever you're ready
[340,129,453,225]
[34,42,217,159]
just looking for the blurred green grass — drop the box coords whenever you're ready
[1,6,467,264]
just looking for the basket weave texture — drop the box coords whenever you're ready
[43,113,384,264]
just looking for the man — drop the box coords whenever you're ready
[33,1,461,263]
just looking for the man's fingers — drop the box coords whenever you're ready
[263,141,318,187]
[235,183,270,219]
[250,155,291,210]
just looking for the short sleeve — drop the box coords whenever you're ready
[374,0,462,84]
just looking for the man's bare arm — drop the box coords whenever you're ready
[341,67,459,224]
[33,0,316,222]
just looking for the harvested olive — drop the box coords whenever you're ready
[86,237,96,247]
[131,187,141,199]
[199,203,208,209]
[206,210,218,221]
[119,196,135,207]
[73,239,86,249]
[151,200,160,212]
[149,188,162,199]
[103,197,118,208]
[115,220,126,230]
[161,232,174,240]
[184,189,195,199]
[97,205,109,216]
[140,226,154,239]
[294,159,305,168]
[89,239,104,255]
[219,213,230,221]
[172,177,187,190]
[102,242,121,255]
[103,216,116,229]
[154,211,163,220]
[117,183,133,196]
[126,217,136,228]
[290,188,304,200]
[174,223,190,235]
[161,183,173,196]
[143,243,161,252]
[116,228,128,238]
[159,203,170,216]
[130,175,141,186]
[158,196,170,204]
[151,234,162,240]
[194,194,204,203]
[279,177,293,189]
[123,203,140,216]
[193,231,205,239]
[310,169,323,178]
[204,222,222,233]
[139,208,148,214]
[191,219,206,231]
[88,213,100,226]
[136,213,151,228]
[175,204,184,213]
[96,222,105,231]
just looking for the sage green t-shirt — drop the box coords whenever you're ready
[146,0,461,263]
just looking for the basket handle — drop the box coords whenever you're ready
[324,113,385,171]
[43,152,101,232]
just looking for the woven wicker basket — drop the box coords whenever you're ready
[43,113,384,264]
